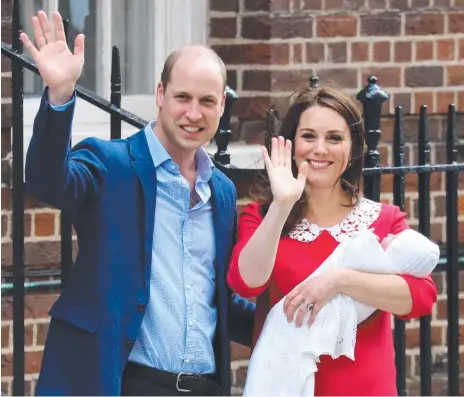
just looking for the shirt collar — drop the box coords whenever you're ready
[144,121,215,181]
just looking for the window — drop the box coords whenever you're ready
[21,0,208,144]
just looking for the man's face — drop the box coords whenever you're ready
[155,54,225,158]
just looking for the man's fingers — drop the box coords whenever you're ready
[53,11,66,42]
[73,34,85,59]
[20,33,39,59]
[37,11,54,45]
[31,16,46,49]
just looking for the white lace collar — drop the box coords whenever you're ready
[288,198,381,243]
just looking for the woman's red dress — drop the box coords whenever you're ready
[227,200,437,396]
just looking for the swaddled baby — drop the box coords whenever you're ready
[243,228,440,397]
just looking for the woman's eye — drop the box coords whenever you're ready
[302,133,315,139]
[329,135,342,142]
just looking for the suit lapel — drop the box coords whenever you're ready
[210,171,227,278]
[129,130,157,293]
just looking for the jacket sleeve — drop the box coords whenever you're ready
[227,291,255,346]
[389,206,438,320]
[25,88,107,215]
[227,202,271,298]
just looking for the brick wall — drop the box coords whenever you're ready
[1,0,464,395]
[209,0,464,395]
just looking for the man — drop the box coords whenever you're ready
[21,10,254,396]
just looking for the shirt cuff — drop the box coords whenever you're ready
[46,95,76,111]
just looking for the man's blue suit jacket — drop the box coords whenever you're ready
[26,92,255,396]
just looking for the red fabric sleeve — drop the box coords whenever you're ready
[387,205,438,320]
[227,202,270,298]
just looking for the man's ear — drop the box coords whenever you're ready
[156,82,165,109]
[220,91,226,116]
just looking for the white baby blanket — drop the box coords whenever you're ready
[243,229,440,396]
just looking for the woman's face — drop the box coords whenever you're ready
[293,105,352,190]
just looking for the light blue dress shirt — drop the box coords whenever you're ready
[49,97,218,374]
[128,122,217,374]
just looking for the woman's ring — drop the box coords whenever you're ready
[305,302,314,311]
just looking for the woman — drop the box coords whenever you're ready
[227,84,437,396]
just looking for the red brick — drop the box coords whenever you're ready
[352,42,369,62]
[1,325,9,348]
[24,212,32,237]
[244,0,270,11]
[315,68,358,88]
[405,66,444,87]
[213,44,289,65]
[301,0,323,9]
[436,297,464,320]
[436,92,455,113]
[414,92,434,114]
[459,39,464,59]
[1,214,8,238]
[233,96,271,120]
[210,18,237,39]
[405,326,443,348]
[368,0,388,9]
[373,41,391,62]
[325,0,365,9]
[293,44,303,64]
[395,41,412,62]
[393,93,412,114]
[242,16,270,40]
[406,13,445,35]
[458,91,464,111]
[437,39,455,60]
[447,66,464,86]
[25,324,34,346]
[1,354,12,376]
[1,103,12,127]
[25,351,43,375]
[1,75,12,98]
[271,16,313,39]
[210,0,238,12]
[271,70,312,91]
[270,0,291,11]
[306,42,325,63]
[448,12,464,33]
[360,12,401,36]
[34,212,55,237]
[316,15,357,37]
[327,42,347,63]
[361,67,401,88]
[36,323,49,346]
[243,71,270,91]
[231,342,251,360]
[415,41,434,61]
[412,0,430,5]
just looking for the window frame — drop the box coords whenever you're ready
[22,0,208,136]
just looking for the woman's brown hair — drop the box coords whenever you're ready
[252,81,365,235]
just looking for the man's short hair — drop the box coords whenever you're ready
[160,46,227,90]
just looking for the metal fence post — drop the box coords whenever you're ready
[356,76,389,201]
[214,86,238,166]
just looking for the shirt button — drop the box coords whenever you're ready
[189,321,194,326]
[185,359,190,363]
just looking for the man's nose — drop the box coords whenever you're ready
[185,102,202,122]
